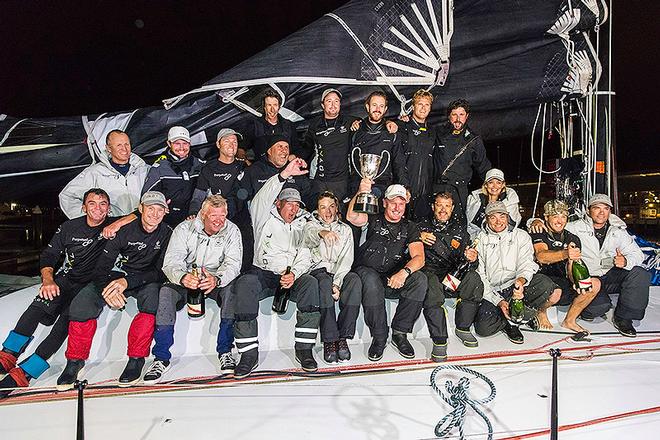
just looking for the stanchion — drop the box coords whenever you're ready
[74,379,88,440]
[549,348,561,440]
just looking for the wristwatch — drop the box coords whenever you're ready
[403,267,413,276]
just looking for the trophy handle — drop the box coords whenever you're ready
[374,150,391,180]
[351,147,363,178]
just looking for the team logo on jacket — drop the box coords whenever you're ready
[377,227,390,236]
[450,238,461,249]
[72,237,94,247]
[127,241,147,251]
[155,241,161,250]
[213,173,233,181]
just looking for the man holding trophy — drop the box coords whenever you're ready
[350,91,408,215]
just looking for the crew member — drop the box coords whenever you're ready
[474,201,561,344]
[465,168,521,239]
[345,182,427,361]
[530,200,599,336]
[0,189,118,396]
[418,192,483,361]
[142,126,205,226]
[302,191,357,363]
[349,91,408,198]
[60,129,150,218]
[242,88,297,161]
[232,159,320,378]
[143,195,242,383]
[57,191,172,389]
[433,99,491,216]
[398,90,437,221]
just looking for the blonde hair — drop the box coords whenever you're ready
[481,180,506,196]
[412,89,434,105]
[200,194,228,216]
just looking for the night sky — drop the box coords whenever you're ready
[1,0,658,175]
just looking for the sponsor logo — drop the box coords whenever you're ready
[213,173,233,181]
[127,241,147,251]
[71,237,94,247]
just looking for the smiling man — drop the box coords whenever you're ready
[142,194,243,383]
[57,191,172,390]
[345,182,427,361]
[142,126,205,226]
[232,159,320,378]
[60,129,150,218]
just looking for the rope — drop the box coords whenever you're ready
[430,364,497,439]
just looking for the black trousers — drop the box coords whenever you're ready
[233,266,320,352]
[474,273,557,337]
[582,267,650,321]
[352,266,427,341]
[68,281,160,322]
[12,276,87,360]
[422,269,483,341]
[311,268,362,342]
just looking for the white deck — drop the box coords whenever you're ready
[1,285,660,439]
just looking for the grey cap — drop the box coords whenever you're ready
[141,191,168,208]
[588,193,613,208]
[485,201,508,216]
[321,88,342,102]
[167,126,191,143]
[216,128,243,142]
[277,187,304,207]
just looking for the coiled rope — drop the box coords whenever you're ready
[430,364,497,439]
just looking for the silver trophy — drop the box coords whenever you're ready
[351,147,390,214]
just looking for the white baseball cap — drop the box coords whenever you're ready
[485,168,505,182]
[384,184,408,201]
[167,126,191,143]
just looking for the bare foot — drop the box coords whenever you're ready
[561,319,589,334]
[536,311,553,330]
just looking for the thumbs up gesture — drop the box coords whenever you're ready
[613,248,626,268]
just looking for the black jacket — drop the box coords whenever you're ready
[237,158,314,207]
[398,119,436,198]
[142,150,205,226]
[301,113,358,182]
[417,216,471,274]
[433,124,491,185]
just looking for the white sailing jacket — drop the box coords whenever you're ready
[162,215,243,288]
[565,213,644,276]
[250,174,312,278]
[466,187,522,239]
[302,212,354,288]
[59,153,150,218]
[476,225,539,306]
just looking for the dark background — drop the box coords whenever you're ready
[0,0,658,175]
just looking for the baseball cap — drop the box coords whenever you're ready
[277,187,304,207]
[321,88,342,102]
[588,193,613,208]
[485,201,508,216]
[485,168,505,182]
[544,200,569,217]
[216,128,243,142]
[141,191,168,208]
[167,126,191,143]
[384,184,408,200]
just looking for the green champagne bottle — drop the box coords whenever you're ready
[509,297,524,323]
[571,258,592,292]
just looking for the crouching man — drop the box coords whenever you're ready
[142,195,243,384]
[57,191,172,389]
[474,201,561,344]
[233,159,320,378]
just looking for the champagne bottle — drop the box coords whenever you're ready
[442,239,479,292]
[509,297,525,323]
[187,264,205,318]
[272,266,292,314]
[571,258,592,292]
